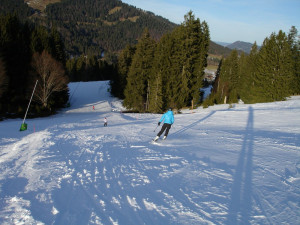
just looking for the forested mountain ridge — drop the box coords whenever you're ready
[44,0,180,56]
[1,0,233,58]
[1,0,177,57]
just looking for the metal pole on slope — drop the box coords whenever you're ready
[20,80,38,131]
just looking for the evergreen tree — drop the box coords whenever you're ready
[124,29,156,112]
[165,26,189,109]
[159,11,210,110]
[237,52,247,99]
[217,50,239,103]
[288,26,300,95]
[31,26,50,54]
[206,30,295,106]
[239,42,259,103]
[227,50,239,103]
[31,26,66,65]
[0,14,31,115]
[205,58,223,106]
[75,55,87,81]
[181,11,210,108]
[148,67,163,112]
[256,31,294,102]
[111,44,136,99]
[175,64,190,109]
[0,56,8,98]
[112,11,209,112]
[49,27,66,65]
[147,37,166,113]
[66,57,77,81]
[0,14,69,117]
[196,20,210,103]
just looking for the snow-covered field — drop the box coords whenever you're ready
[0,81,299,225]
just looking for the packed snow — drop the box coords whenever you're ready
[0,81,299,225]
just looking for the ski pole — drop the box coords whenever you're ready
[153,124,159,132]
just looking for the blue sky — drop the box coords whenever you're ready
[121,0,300,45]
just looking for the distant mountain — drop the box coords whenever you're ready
[215,41,261,54]
[215,41,231,47]
[226,41,257,54]
[209,41,234,56]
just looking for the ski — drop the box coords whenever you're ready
[151,138,166,144]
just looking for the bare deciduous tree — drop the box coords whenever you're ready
[0,57,8,98]
[31,50,68,108]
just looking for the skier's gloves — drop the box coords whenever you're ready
[158,122,161,126]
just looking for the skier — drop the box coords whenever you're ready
[104,117,108,127]
[154,108,174,141]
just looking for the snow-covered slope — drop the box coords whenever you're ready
[0,81,299,225]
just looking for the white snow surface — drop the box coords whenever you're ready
[0,81,299,225]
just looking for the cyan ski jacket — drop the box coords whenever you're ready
[159,110,174,125]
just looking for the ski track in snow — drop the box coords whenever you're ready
[0,81,299,225]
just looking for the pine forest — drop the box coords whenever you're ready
[0,14,69,118]
[111,12,210,112]
[205,27,300,106]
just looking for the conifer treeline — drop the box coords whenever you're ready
[0,14,69,118]
[111,11,210,113]
[66,55,116,82]
[205,26,300,106]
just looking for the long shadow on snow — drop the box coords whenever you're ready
[171,111,216,138]
[226,106,254,225]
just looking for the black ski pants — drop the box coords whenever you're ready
[157,123,172,137]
